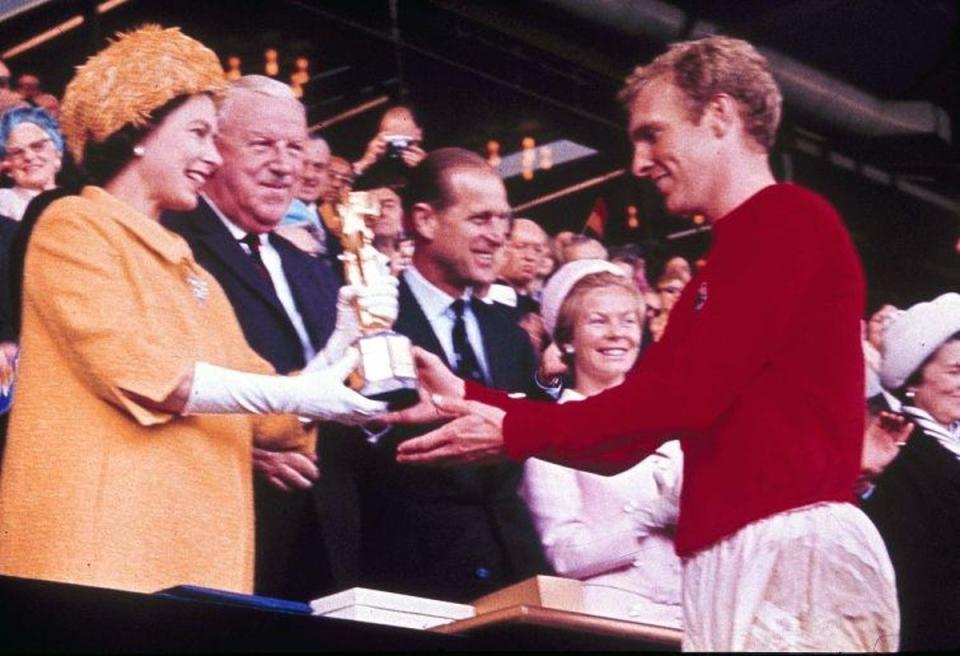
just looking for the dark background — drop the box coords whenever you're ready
[1,0,957,309]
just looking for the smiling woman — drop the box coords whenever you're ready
[862,293,960,649]
[0,106,63,221]
[519,259,684,628]
[0,25,386,595]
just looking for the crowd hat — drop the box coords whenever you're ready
[880,292,960,390]
[541,259,625,338]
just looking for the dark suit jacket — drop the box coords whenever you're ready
[356,276,551,602]
[0,217,19,343]
[163,200,338,374]
[861,427,960,650]
[0,217,17,457]
[2,189,74,460]
[1,187,75,344]
[162,199,354,600]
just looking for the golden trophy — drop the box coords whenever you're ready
[337,191,419,409]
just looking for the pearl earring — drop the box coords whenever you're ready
[905,389,916,399]
[563,345,575,356]
[132,145,146,157]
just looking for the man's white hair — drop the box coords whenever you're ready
[218,74,304,126]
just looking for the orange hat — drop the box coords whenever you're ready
[60,25,226,163]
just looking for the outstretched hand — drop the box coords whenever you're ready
[381,347,465,426]
[395,396,507,466]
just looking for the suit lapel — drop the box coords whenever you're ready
[395,277,450,367]
[271,234,337,350]
[192,199,288,315]
[474,301,510,388]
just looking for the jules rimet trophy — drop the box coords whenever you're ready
[337,191,419,409]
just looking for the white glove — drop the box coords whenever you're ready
[185,350,386,425]
[630,449,683,533]
[307,277,400,371]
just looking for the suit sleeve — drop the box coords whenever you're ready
[0,220,17,342]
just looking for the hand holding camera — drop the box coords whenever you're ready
[353,126,425,177]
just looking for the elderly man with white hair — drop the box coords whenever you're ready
[163,75,398,600]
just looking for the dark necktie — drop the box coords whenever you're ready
[450,299,485,383]
[240,233,274,287]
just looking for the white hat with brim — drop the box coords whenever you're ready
[541,259,626,338]
[880,292,960,390]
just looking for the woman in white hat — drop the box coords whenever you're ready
[863,292,960,650]
[519,259,683,628]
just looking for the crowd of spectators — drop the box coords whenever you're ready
[0,27,957,653]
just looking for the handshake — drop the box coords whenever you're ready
[185,277,402,426]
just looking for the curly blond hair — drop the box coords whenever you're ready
[619,35,782,151]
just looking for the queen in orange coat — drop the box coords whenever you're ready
[0,26,385,594]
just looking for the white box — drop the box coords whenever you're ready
[310,587,475,631]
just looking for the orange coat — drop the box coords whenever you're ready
[0,187,309,594]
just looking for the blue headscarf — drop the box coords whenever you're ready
[0,106,64,160]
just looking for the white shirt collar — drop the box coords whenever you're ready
[903,404,960,459]
[559,388,586,403]
[202,193,265,246]
[403,264,471,322]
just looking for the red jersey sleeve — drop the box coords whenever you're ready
[498,187,846,473]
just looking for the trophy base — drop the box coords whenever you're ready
[353,331,420,411]
[358,378,420,411]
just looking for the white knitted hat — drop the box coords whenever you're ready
[880,292,960,390]
[541,259,625,338]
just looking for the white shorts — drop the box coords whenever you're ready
[681,501,899,652]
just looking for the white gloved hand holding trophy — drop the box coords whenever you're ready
[312,190,418,409]
[305,275,400,372]
[183,191,410,425]
[185,350,386,425]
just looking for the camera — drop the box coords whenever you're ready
[384,134,413,159]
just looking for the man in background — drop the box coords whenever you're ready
[277,135,332,258]
[356,147,550,602]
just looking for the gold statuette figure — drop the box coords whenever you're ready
[338,191,419,409]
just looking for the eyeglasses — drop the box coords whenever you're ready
[4,137,55,163]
